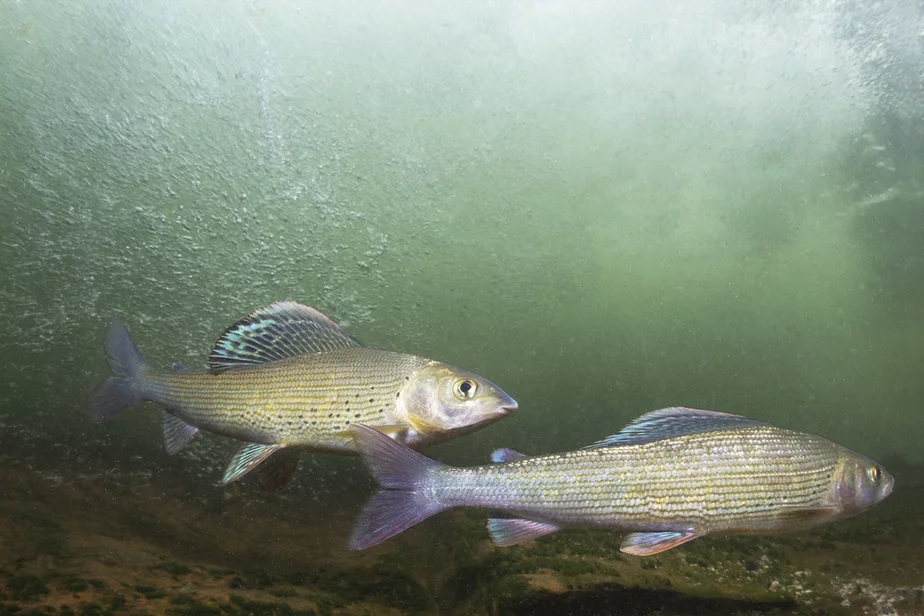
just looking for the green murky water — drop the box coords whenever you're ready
[1,1,923,614]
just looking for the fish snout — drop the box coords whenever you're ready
[882,471,895,500]
[496,397,518,416]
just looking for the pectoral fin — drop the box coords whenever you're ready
[776,506,837,524]
[336,425,409,450]
[620,531,701,556]
[407,413,443,436]
[223,443,284,484]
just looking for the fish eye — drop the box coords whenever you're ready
[867,466,882,484]
[454,379,477,400]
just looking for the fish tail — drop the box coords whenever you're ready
[87,317,149,423]
[348,424,448,550]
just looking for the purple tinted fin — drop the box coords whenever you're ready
[348,424,447,550]
[490,448,527,463]
[349,490,445,551]
[256,449,301,493]
[487,518,559,547]
[620,531,700,556]
[86,317,148,423]
[223,443,284,484]
[350,424,443,490]
[208,302,362,371]
[163,412,199,455]
[584,407,767,450]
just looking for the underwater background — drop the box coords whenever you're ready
[1,1,923,614]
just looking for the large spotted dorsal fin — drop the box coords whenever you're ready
[208,302,362,370]
[584,407,766,450]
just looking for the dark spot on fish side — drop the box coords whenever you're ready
[354,413,361,419]
[368,398,374,403]
[405,376,410,380]
[396,392,400,398]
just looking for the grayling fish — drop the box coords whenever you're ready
[348,407,893,554]
[88,302,517,491]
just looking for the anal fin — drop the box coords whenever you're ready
[487,518,560,547]
[223,443,284,484]
[620,531,700,556]
[163,413,199,455]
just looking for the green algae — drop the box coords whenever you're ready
[154,564,192,576]
[4,576,49,602]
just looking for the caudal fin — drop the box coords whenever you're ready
[348,424,447,550]
[87,317,148,423]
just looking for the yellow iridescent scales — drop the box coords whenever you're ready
[89,301,517,491]
[140,349,430,450]
[435,425,840,533]
[347,407,892,553]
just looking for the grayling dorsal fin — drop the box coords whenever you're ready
[208,302,362,370]
[490,448,526,463]
[487,518,560,547]
[583,407,767,450]
[620,531,700,556]
[223,443,284,484]
[163,412,199,455]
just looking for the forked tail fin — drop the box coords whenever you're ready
[87,317,148,423]
[348,424,448,550]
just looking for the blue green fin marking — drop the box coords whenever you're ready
[490,448,526,463]
[583,407,767,450]
[348,424,447,550]
[620,531,700,556]
[223,443,284,484]
[208,302,362,371]
[87,317,148,423]
[163,412,199,455]
[487,518,559,547]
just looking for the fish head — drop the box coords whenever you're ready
[399,362,517,444]
[831,449,894,516]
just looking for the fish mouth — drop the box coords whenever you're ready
[883,474,895,499]
[496,399,518,416]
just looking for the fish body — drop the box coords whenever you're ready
[348,408,893,554]
[137,349,432,451]
[89,302,517,489]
